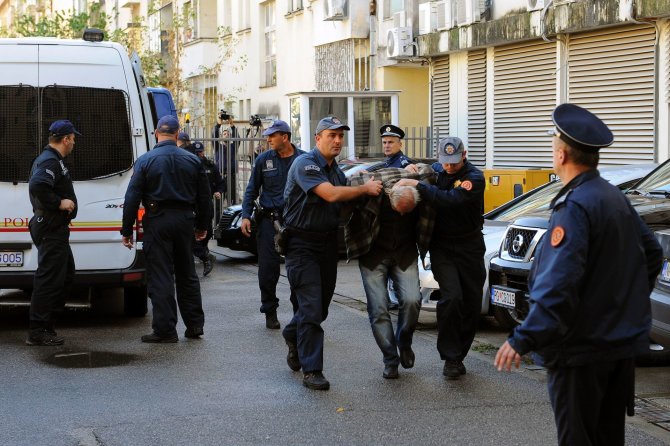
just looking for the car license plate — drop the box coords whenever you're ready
[662,259,670,283]
[491,286,518,309]
[0,251,23,267]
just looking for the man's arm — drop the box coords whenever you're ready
[313,177,382,202]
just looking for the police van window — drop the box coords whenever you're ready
[0,85,39,183]
[41,86,134,181]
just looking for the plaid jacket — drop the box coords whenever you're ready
[344,164,436,261]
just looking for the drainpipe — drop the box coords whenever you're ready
[369,0,377,91]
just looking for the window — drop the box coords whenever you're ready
[383,0,404,19]
[148,11,160,52]
[308,97,348,151]
[353,97,391,157]
[183,1,197,41]
[262,1,277,87]
[288,0,303,13]
[289,97,301,148]
[221,0,232,34]
[239,0,250,30]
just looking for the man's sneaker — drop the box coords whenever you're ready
[25,329,64,346]
[303,371,330,390]
[383,364,399,379]
[184,327,204,339]
[203,254,215,277]
[285,339,301,371]
[443,360,462,380]
[265,311,280,329]
[141,332,178,343]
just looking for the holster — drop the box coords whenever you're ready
[274,222,288,256]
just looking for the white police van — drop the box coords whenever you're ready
[0,30,170,316]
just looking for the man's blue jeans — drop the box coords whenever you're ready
[359,258,421,366]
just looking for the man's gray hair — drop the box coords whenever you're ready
[389,185,420,208]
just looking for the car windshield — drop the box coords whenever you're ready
[629,161,670,195]
[491,181,562,222]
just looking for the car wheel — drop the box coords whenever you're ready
[493,306,526,330]
[635,342,670,367]
[123,285,148,317]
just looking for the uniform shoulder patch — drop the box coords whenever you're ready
[550,226,565,247]
[304,164,321,173]
[45,168,55,179]
[461,180,473,191]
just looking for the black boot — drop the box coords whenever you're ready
[265,310,280,329]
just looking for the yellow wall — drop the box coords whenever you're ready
[378,66,429,129]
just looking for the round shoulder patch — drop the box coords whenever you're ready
[461,180,473,191]
[550,226,565,247]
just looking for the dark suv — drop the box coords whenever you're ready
[488,162,670,349]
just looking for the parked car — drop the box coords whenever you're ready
[419,163,657,325]
[214,158,388,255]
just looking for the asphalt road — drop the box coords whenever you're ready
[0,247,669,446]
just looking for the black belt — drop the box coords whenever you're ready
[257,208,281,219]
[34,209,66,218]
[286,226,337,242]
[439,227,482,241]
[146,200,194,212]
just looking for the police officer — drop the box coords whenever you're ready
[282,116,382,390]
[26,120,80,346]
[396,136,486,379]
[240,120,305,329]
[177,131,192,152]
[380,124,412,168]
[495,104,662,445]
[193,141,224,276]
[121,116,212,343]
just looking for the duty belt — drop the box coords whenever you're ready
[257,208,281,219]
[34,209,66,218]
[146,200,194,212]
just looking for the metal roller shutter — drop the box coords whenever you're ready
[467,50,486,168]
[432,56,450,139]
[493,40,556,167]
[568,25,656,164]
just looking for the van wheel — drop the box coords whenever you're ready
[493,306,523,330]
[124,285,148,317]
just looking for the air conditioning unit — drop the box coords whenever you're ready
[527,0,546,11]
[387,27,414,59]
[455,0,484,26]
[437,0,456,30]
[324,0,346,21]
[418,3,437,35]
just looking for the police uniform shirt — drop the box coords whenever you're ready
[241,144,305,219]
[201,157,225,194]
[416,160,484,238]
[283,148,346,232]
[385,151,413,169]
[508,169,662,367]
[121,140,211,236]
[29,146,78,221]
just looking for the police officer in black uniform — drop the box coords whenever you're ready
[240,120,305,329]
[121,116,212,343]
[192,141,224,276]
[26,120,81,346]
[282,116,382,390]
[397,136,486,380]
[380,124,412,168]
[495,104,662,446]
[177,131,192,151]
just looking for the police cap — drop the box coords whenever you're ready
[192,141,205,153]
[380,124,404,139]
[177,131,190,142]
[49,120,82,137]
[551,103,613,153]
[437,137,465,164]
[315,116,350,135]
[262,119,291,136]
[156,115,180,134]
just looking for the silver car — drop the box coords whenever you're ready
[418,163,658,325]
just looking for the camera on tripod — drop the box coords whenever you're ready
[249,114,262,127]
[219,109,231,121]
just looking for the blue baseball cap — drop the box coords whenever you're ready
[192,141,205,152]
[177,131,190,141]
[156,115,180,134]
[49,120,82,137]
[551,103,613,153]
[262,119,291,136]
[437,137,465,164]
[315,116,350,135]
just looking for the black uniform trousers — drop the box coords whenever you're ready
[257,215,281,314]
[192,215,213,261]
[282,232,338,373]
[429,235,485,362]
[547,358,635,446]
[29,217,74,329]
[143,208,205,337]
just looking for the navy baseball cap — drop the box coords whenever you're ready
[177,131,190,141]
[262,119,291,136]
[437,137,465,164]
[380,124,405,139]
[551,103,613,153]
[315,116,350,135]
[49,120,82,137]
[156,115,180,134]
[192,141,205,152]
